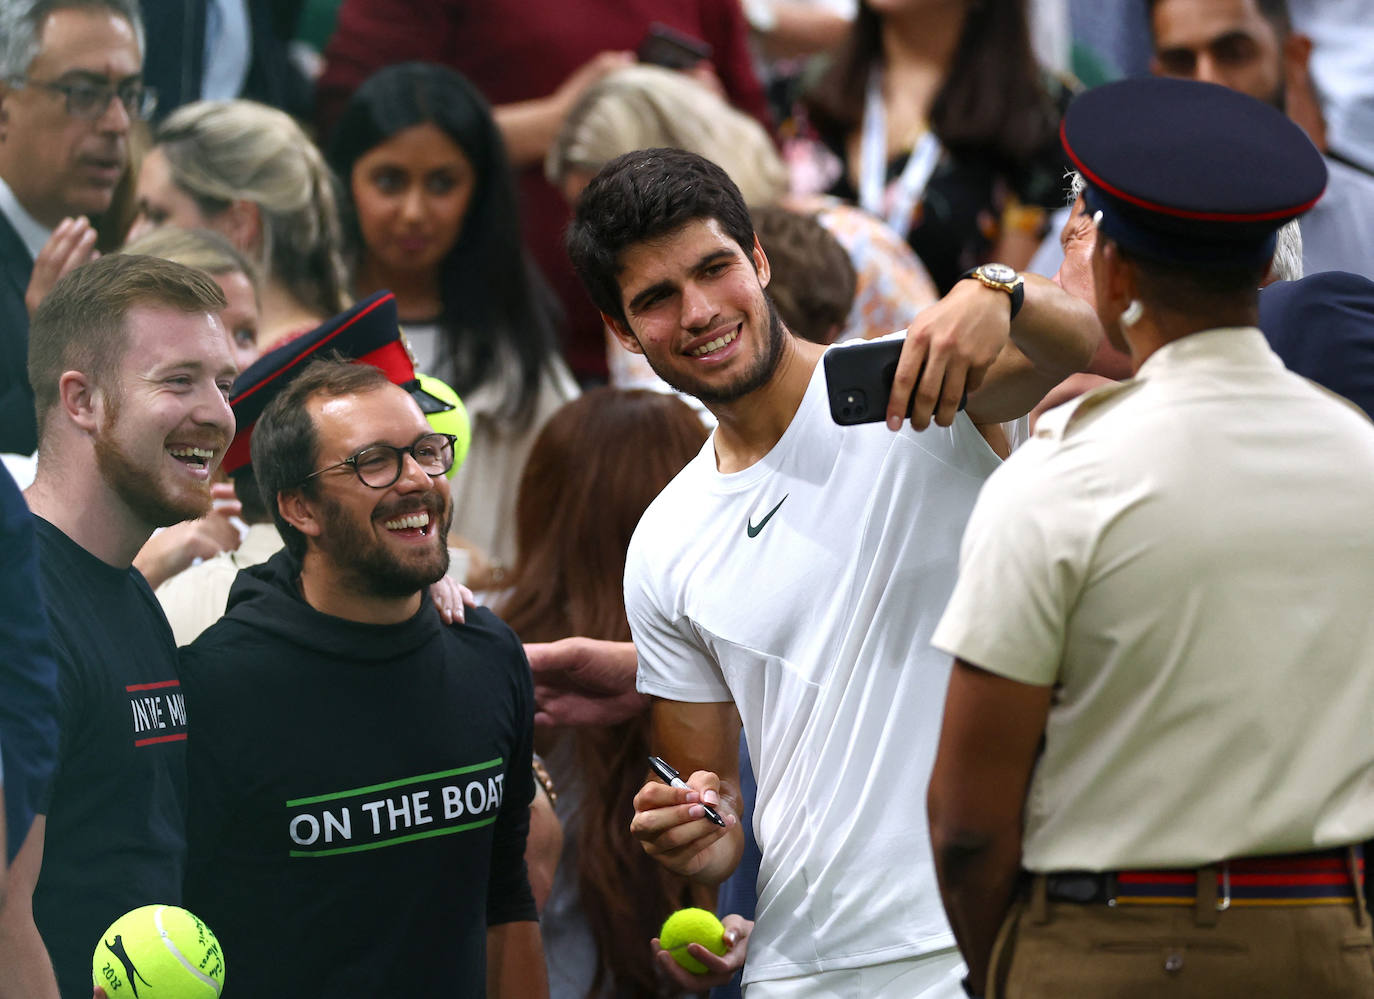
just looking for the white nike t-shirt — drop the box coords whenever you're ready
[627,346,1005,984]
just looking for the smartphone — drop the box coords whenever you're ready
[637,23,714,70]
[823,338,965,426]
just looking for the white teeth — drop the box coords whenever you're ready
[169,446,214,460]
[690,328,738,357]
[383,512,430,531]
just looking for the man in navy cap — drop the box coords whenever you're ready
[927,77,1374,998]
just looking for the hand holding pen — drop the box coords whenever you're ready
[649,756,727,827]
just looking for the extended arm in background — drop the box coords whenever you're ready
[524,637,645,729]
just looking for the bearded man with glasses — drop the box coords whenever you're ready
[0,0,150,457]
[178,356,548,999]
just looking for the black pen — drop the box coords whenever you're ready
[648,756,727,827]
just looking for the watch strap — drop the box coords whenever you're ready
[959,266,1025,321]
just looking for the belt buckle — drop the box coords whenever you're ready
[1216,860,1231,911]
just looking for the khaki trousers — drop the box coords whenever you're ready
[989,875,1374,998]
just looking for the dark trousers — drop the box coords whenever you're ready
[989,872,1374,997]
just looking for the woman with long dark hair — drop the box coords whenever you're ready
[804,0,1074,291]
[497,389,713,999]
[328,62,577,587]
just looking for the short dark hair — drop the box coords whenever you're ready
[1121,244,1269,316]
[565,148,756,326]
[752,205,857,344]
[29,253,227,441]
[1145,0,1291,36]
[250,357,393,561]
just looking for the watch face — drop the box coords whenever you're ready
[980,263,1017,284]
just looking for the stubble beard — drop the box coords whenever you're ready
[313,491,454,601]
[93,395,215,529]
[641,296,788,407]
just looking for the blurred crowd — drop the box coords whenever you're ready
[1,0,1373,997]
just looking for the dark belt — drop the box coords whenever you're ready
[1044,846,1364,908]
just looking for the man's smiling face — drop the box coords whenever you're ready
[605,217,785,407]
[301,383,453,599]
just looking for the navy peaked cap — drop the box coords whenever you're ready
[1062,77,1327,268]
[224,291,450,474]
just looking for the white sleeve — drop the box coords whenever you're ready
[625,534,732,703]
[930,443,1093,686]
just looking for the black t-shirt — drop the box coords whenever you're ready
[180,551,537,999]
[32,517,187,999]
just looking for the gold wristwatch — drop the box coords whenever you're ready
[960,263,1025,319]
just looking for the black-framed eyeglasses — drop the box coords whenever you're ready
[5,76,157,120]
[303,433,457,489]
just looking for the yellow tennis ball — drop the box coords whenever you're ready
[660,907,727,974]
[417,374,471,478]
[92,904,225,998]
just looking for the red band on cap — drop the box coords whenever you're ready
[1061,119,1324,223]
[354,340,415,387]
[231,292,401,410]
[222,420,255,475]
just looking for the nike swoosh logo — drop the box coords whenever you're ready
[746,495,788,538]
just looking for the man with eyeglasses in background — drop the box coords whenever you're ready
[0,0,152,459]
[178,357,547,997]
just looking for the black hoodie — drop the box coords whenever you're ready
[180,549,536,998]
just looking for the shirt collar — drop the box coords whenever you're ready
[1134,327,1279,381]
[0,174,53,260]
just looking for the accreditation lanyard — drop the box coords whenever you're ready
[859,67,943,242]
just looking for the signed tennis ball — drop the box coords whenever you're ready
[660,907,727,974]
[92,904,225,998]
[417,374,471,478]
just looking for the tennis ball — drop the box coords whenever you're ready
[417,374,471,478]
[92,904,225,998]
[660,907,727,974]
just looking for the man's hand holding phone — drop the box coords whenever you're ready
[887,278,1011,431]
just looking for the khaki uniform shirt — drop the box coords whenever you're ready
[934,327,1374,871]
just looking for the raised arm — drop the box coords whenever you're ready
[887,273,1102,430]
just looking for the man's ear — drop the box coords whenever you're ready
[601,312,643,356]
[58,370,100,433]
[752,234,771,290]
[221,199,263,255]
[277,489,323,540]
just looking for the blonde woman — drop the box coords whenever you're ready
[122,227,263,371]
[128,100,350,350]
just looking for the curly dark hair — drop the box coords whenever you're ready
[565,148,756,327]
